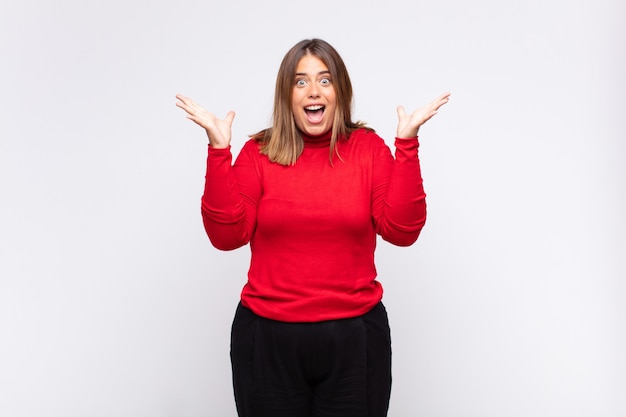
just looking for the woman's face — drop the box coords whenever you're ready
[291,54,337,136]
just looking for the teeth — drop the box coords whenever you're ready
[305,105,324,111]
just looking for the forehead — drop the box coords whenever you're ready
[295,54,329,74]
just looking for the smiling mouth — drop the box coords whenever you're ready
[304,105,325,123]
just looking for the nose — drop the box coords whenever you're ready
[307,83,320,98]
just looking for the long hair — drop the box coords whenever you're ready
[252,39,367,166]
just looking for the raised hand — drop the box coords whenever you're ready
[396,92,450,138]
[175,94,235,149]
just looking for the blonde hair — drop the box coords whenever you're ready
[252,39,368,166]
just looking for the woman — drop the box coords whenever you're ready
[176,38,449,417]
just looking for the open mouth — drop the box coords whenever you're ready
[304,105,325,124]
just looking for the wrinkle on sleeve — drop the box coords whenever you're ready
[200,141,261,250]
[371,136,427,246]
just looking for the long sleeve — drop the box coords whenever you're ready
[371,136,427,246]
[200,141,261,250]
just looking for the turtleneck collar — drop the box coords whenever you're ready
[301,129,332,148]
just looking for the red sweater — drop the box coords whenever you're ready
[201,128,426,322]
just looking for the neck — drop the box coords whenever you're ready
[301,129,332,148]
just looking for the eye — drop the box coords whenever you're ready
[295,79,307,87]
[320,77,331,85]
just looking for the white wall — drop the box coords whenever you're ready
[1,1,624,416]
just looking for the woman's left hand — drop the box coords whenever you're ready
[396,92,450,138]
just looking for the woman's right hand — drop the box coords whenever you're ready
[175,94,235,149]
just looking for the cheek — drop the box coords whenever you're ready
[290,97,298,115]
[327,90,337,107]
[291,91,303,111]
[328,95,337,113]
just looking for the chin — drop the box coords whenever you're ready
[304,125,330,136]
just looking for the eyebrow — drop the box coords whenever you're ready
[295,70,331,77]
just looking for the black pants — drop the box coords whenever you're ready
[230,302,392,417]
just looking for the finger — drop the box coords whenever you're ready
[184,101,208,118]
[177,100,200,118]
[430,92,450,104]
[176,95,205,114]
[432,92,450,103]
[430,95,450,111]
[430,102,445,112]
[176,101,192,113]
[175,94,193,106]
[435,93,451,107]
[396,106,407,120]
[224,111,236,126]
[175,96,196,113]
